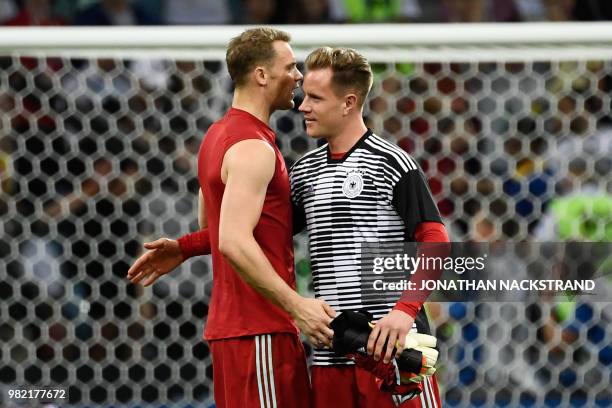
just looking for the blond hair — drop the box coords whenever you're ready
[226,27,291,87]
[305,47,373,106]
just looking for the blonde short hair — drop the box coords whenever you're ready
[226,27,291,87]
[305,47,373,106]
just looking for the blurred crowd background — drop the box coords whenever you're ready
[2,0,612,26]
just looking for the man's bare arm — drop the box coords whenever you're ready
[198,188,207,229]
[219,139,335,346]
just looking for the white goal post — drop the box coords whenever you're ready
[2,22,612,61]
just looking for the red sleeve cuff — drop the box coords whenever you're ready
[414,221,449,243]
[393,301,422,320]
[394,222,448,318]
[177,230,211,260]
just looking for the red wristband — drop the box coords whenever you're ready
[393,301,422,320]
[177,230,211,260]
[394,222,448,317]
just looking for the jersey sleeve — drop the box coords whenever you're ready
[177,229,211,259]
[391,168,442,240]
[289,166,306,235]
[393,222,450,318]
[292,201,306,235]
[223,133,270,153]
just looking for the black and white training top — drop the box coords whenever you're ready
[290,130,442,366]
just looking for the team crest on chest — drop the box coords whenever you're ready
[342,171,364,198]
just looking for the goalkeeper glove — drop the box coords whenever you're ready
[330,311,438,391]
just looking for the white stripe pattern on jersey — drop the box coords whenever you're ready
[266,335,277,408]
[413,375,437,408]
[419,390,427,407]
[425,375,438,408]
[255,335,277,408]
[290,132,422,366]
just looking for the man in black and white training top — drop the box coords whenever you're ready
[291,47,449,408]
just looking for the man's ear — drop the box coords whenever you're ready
[343,93,359,115]
[254,66,267,86]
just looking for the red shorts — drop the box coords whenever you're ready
[209,333,311,408]
[311,365,441,408]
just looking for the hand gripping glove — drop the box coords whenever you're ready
[330,310,438,397]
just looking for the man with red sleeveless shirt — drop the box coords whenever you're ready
[128,28,335,407]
